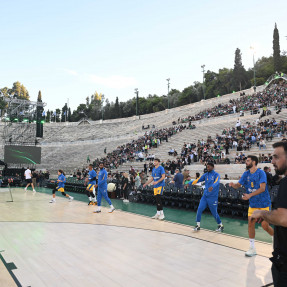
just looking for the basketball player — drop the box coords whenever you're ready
[192,162,224,232]
[86,164,97,205]
[24,167,36,193]
[49,170,73,203]
[94,163,115,213]
[229,155,274,257]
[143,158,165,220]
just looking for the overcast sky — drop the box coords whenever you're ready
[1,0,286,111]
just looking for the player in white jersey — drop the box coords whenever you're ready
[24,167,36,193]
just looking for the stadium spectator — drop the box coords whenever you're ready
[122,173,129,203]
[168,148,175,155]
[171,169,184,188]
[259,139,266,149]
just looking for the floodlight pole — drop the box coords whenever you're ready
[253,53,256,88]
[250,46,256,90]
[166,78,170,109]
[101,95,105,120]
[201,65,205,100]
[134,89,139,116]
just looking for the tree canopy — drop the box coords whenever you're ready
[1,25,287,123]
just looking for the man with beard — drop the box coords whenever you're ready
[230,155,274,257]
[94,162,115,213]
[192,162,224,232]
[251,142,287,286]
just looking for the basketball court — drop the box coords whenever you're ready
[0,188,273,287]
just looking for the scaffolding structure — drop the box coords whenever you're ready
[2,97,46,146]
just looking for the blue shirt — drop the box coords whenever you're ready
[152,166,165,188]
[173,172,184,188]
[238,169,271,208]
[193,170,220,198]
[57,174,66,188]
[88,169,97,185]
[98,168,108,189]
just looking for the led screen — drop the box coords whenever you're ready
[4,145,41,164]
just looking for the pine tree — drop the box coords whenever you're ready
[11,82,29,99]
[273,23,281,72]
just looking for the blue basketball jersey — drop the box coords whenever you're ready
[152,166,165,188]
[239,169,271,208]
[88,169,97,185]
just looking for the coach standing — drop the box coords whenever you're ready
[251,142,287,286]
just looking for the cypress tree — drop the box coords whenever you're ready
[36,90,44,137]
[273,23,281,72]
[233,48,246,90]
[37,90,42,102]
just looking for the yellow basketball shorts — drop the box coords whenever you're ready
[87,184,95,192]
[248,206,270,217]
[154,186,164,196]
[56,187,65,192]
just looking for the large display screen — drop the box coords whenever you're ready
[4,145,41,164]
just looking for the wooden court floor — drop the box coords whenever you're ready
[0,188,273,287]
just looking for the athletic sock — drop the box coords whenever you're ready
[157,211,160,215]
[160,210,163,215]
[110,205,114,209]
[197,222,200,227]
[249,238,255,249]
[89,196,92,201]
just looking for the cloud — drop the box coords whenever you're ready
[63,69,138,89]
[63,69,78,76]
[89,74,138,89]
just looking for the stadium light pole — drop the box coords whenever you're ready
[166,78,170,109]
[201,65,205,100]
[134,88,139,116]
[101,94,105,120]
[250,46,256,90]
